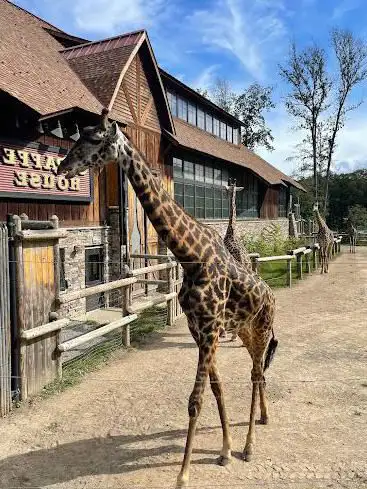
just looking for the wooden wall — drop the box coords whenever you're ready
[260,186,279,220]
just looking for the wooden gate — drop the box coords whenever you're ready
[9,214,66,400]
[0,223,11,415]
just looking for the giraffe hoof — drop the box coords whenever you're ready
[243,449,253,462]
[260,415,269,425]
[217,455,231,466]
[176,476,188,488]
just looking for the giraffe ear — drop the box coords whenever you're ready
[109,121,119,141]
[236,186,245,192]
[224,185,230,192]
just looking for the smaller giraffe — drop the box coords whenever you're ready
[346,217,358,253]
[313,203,333,274]
[220,179,252,341]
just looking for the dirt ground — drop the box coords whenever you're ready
[1,246,366,489]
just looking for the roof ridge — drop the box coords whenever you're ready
[61,29,146,52]
[4,0,64,33]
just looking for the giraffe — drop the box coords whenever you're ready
[219,178,252,341]
[57,109,278,488]
[345,217,358,253]
[313,202,333,274]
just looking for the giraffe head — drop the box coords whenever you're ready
[57,109,131,178]
[224,178,244,195]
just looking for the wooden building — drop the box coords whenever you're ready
[0,0,304,315]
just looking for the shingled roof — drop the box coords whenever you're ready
[173,118,305,190]
[62,32,144,108]
[0,0,102,116]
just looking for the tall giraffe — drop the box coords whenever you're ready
[58,110,278,488]
[346,217,358,253]
[313,203,333,274]
[220,178,252,341]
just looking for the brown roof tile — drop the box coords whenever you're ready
[62,34,142,107]
[0,0,102,116]
[173,118,305,190]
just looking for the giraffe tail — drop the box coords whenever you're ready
[264,328,278,371]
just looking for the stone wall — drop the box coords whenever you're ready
[205,218,289,239]
[59,226,110,318]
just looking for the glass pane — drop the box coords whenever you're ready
[222,207,229,218]
[185,183,194,197]
[214,168,221,186]
[205,113,213,133]
[173,157,183,179]
[196,186,205,198]
[196,207,205,218]
[184,160,194,180]
[214,208,222,219]
[186,207,194,217]
[175,182,183,198]
[196,163,205,182]
[214,188,222,200]
[177,96,188,121]
[205,164,213,184]
[233,128,240,144]
[213,118,220,137]
[220,121,226,139]
[168,91,177,117]
[206,187,213,199]
[221,168,229,186]
[188,102,196,125]
[227,125,233,143]
[197,108,205,129]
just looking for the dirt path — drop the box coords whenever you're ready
[1,247,366,489]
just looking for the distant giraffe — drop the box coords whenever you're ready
[313,203,333,274]
[220,178,252,341]
[346,217,358,253]
[57,109,279,488]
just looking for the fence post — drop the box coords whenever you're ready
[305,251,311,274]
[312,246,318,270]
[166,258,174,326]
[296,252,303,280]
[121,264,131,347]
[250,254,259,274]
[50,215,63,380]
[286,258,292,288]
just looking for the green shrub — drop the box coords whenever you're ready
[242,223,305,257]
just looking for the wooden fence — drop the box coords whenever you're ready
[6,215,342,402]
[0,223,11,416]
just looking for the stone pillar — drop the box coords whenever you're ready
[108,206,122,307]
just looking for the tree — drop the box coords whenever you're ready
[196,87,209,98]
[323,29,367,213]
[234,83,275,151]
[279,43,331,202]
[347,204,367,228]
[211,78,236,113]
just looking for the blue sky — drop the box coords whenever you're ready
[13,0,367,176]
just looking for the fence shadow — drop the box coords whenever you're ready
[0,422,247,487]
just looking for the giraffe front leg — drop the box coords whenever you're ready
[259,377,269,425]
[209,362,232,466]
[176,349,210,488]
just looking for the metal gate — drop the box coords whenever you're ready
[0,223,11,416]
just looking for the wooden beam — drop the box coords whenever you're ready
[21,318,70,341]
[127,292,177,314]
[141,95,154,127]
[121,82,138,123]
[58,315,138,352]
[59,277,137,304]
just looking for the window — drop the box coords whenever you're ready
[188,102,196,125]
[85,247,103,285]
[173,156,260,220]
[205,113,213,133]
[278,187,288,218]
[220,121,227,140]
[213,118,220,137]
[233,128,240,145]
[177,96,188,121]
[85,247,104,311]
[60,248,67,291]
[167,91,177,117]
[227,125,233,143]
[197,108,205,130]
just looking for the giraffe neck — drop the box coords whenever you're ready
[117,137,211,265]
[228,188,236,232]
[314,208,327,230]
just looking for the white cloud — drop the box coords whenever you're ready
[332,0,360,20]
[191,65,220,91]
[72,0,165,34]
[187,0,287,80]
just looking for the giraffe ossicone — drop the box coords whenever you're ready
[58,109,278,489]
